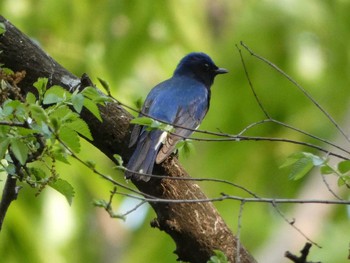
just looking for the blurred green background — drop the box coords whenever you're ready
[1,1,350,262]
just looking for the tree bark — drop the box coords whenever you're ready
[0,16,256,263]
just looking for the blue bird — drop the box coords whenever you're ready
[125,52,228,181]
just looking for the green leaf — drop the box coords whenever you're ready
[52,145,70,164]
[130,116,155,126]
[43,85,70,105]
[59,126,80,153]
[83,98,102,121]
[337,160,350,174]
[320,164,334,175]
[288,156,314,180]
[113,154,123,167]
[81,86,101,101]
[93,199,108,208]
[10,138,29,165]
[0,22,6,35]
[33,78,48,98]
[176,140,195,159]
[0,137,10,159]
[207,250,228,263]
[49,178,75,205]
[97,77,111,95]
[49,105,77,123]
[71,93,84,113]
[29,104,49,124]
[280,152,305,168]
[64,118,93,140]
[29,167,47,180]
[26,92,37,104]
[337,175,350,187]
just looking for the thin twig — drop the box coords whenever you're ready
[236,44,271,119]
[240,41,350,144]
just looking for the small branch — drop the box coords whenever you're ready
[0,175,20,231]
[240,41,350,144]
[236,44,271,119]
[285,242,321,263]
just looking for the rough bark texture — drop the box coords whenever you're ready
[0,16,256,263]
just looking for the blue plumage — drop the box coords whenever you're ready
[126,52,228,181]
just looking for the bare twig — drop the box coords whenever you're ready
[240,41,350,144]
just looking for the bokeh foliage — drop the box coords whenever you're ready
[1,1,350,262]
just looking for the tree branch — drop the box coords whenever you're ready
[0,16,256,263]
[0,175,20,231]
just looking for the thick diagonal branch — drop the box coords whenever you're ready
[0,16,256,263]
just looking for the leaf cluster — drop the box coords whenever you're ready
[281,152,350,187]
[0,71,108,204]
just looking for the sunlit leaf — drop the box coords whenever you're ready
[64,118,93,140]
[59,126,80,153]
[33,78,48,98]
[320,164,334,175]
[0,137,10,159]
[10,138,29,165]
[43,85,70,104]
[113,154,123,167]
[29,104,49,123]
[337,160,350,174]
[83,98,102,121]
[49,178,75,205]
[97,77,111,95]
[26,92,37,104]
[71,93,84,113]
[288,156,314,180]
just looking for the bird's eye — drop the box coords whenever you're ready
[203,63,210,70]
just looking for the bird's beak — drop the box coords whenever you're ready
[215,67,229,74]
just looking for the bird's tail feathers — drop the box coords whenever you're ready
[125,130,164,182]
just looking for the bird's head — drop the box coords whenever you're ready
[173,52,228,88]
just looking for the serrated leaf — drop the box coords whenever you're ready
[71,93,84,113]
[64,118,93,140]
[0,137,10,159]
[10,139,29,165]
[33,78,48,98]
[49,178,75,205]
[29,167,47,180]
[43,85,70,105]
[26,92,37,104]
[288,157,314,180]
[337,160,350,174]
[83,98,102,121]
[81,86,101,100]
[49,105,77,123]
[52,146,70,164]
[59,126,80,153]
[29,104,49,123]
